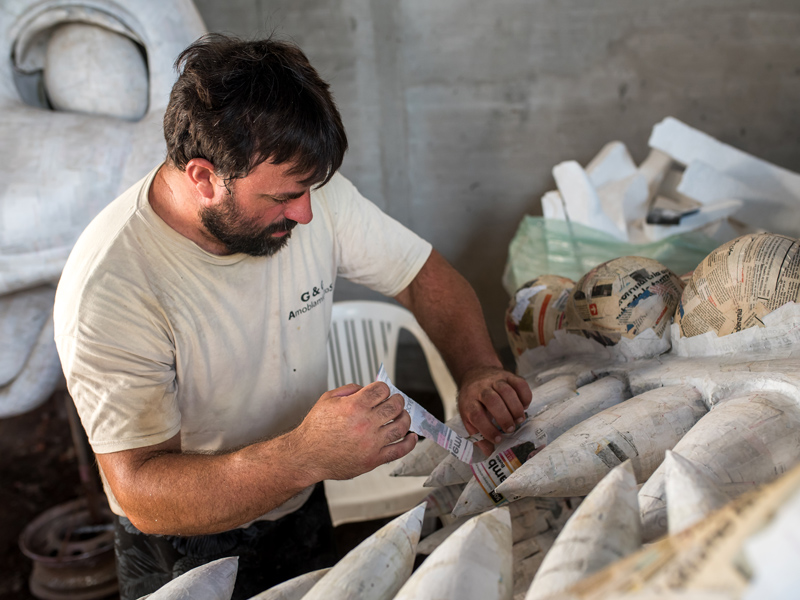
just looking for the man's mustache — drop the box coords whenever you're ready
[263,219,298,235]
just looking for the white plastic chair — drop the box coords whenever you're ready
[324,300,458,526]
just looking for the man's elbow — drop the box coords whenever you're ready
[119,503,174,536]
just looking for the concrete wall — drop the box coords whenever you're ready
[193,0,800,347]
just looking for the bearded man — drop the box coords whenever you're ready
[54,33,531,599]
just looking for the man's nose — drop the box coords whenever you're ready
[283,191,313,225]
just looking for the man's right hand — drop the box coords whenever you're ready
[293,382,417,481]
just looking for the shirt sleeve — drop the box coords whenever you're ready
[54,270,181,454]
[317,172,432,296]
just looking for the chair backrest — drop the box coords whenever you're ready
[327,301,458,420]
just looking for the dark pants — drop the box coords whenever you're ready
[113,484,338,600]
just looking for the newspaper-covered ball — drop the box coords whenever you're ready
[505,275,573,356]
[676,233,800,338]
[566,257,684,346]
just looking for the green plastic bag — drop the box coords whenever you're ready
[503,216,722,295]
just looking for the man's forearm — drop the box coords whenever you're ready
[97,382,416,536]
[396,249,532,452]
[100,428,318,536]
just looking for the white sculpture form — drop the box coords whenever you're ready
[0,0,207,417]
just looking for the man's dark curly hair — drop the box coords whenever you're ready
[163,34,347,186]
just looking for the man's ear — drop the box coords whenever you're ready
[184,158,224,203]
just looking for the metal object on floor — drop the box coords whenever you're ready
[19,497,117,600]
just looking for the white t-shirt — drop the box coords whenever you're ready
[54,166,432,520]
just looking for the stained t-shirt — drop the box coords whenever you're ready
[53,166,432,520]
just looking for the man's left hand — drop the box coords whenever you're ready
[457,366,532,456]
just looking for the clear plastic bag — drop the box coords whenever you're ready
[503,216,721,295]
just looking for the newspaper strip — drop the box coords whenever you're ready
[470,442,538,507]
[566,256,684,346]
[677,233,800,338]
[376,365,474,464]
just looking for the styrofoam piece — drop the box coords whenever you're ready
[585,141,638,190]
[304,503,425,600]
[553,161,628,241]
[0,315,63,418]
[496,385,707,499]
[247,568,330,600]
[638,149,674,202]
[677,160,762,206]
[391,414,467,476]
[525,461,641,600]
[641,199,743,242]
[147,557,238,600]
[598,173,649,234]
[658,169,699,206]
[639,391,800,542]
[649,116,800,237]
[394,507,513,600]
[664,451,728,536]
[541,191,566,220]
[452,376,630,517]
[0,285,55,386]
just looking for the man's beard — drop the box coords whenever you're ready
[200,192,298,257]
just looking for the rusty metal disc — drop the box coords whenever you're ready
[19,498,117,600]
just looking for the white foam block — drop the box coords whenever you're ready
[649,117,800,236]
[541,190,566,220]
[553,161,627,241]
[678,160,763,205]
[586,141,638,189]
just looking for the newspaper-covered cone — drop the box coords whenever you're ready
[548,462,800,599]
[422,484,466,519]
[425,453,475,487]
[525,461,641,600]
[566,256,684,346]
[512,531,558,600]
[506,276,574,356]
[453,376,630,517]
[248,568,330,600]
[394,507,513,600]
[303,503,426,600]
[391,437,451,477]
[640,391,800,542]
[664,451,728,536]
[496,385,707,500]
[148,557,238,600]
[391,414,468,477]
[676,233,800,339]
[416,515,473,556]
[525,374,580,417]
